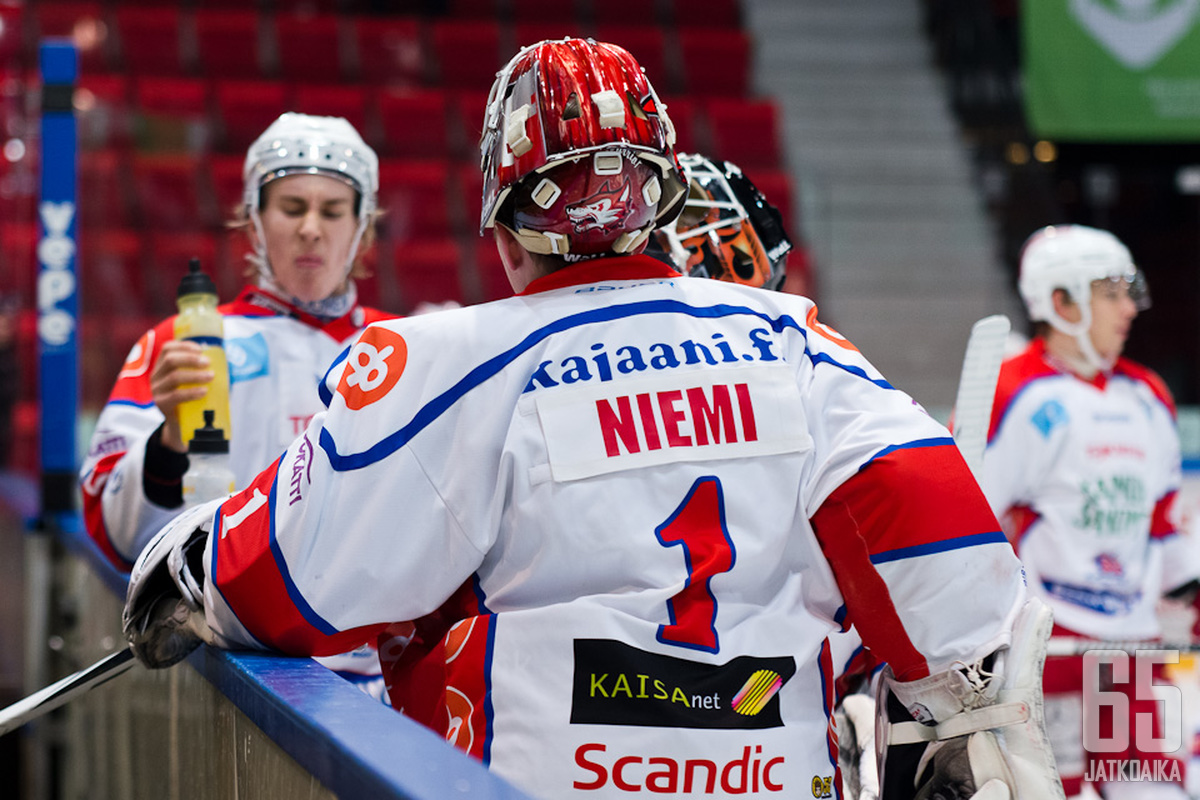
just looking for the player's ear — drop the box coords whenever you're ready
[493,224,538,292]
[1051,288,1080,322]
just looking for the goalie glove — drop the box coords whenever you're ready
[123,499,222,669]
[876,597,1065,800]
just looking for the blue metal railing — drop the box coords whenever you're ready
[58,516,533,800]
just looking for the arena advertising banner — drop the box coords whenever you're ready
[1022,0,1200,140]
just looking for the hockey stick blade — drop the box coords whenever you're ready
[951,314,1011,481]
[0,647,136,737]
[1046,638,1200,657]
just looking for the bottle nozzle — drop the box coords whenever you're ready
[178,257,218,299]
[188,408,229,453]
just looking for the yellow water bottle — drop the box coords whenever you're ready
[174,258,231,447]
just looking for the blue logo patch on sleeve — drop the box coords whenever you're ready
[1031,398,1067,438]
[226,333,270,384]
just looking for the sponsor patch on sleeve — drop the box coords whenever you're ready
[536,364,811,481]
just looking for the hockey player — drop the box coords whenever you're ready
[123,40,1062,799]
[651,152,883,799]
[79,112,393,695]
[981,224,1199,798]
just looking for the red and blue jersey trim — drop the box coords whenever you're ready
[209,456,386,656]
[317,299,895,471]
[811,439,1004,680]
[817,639,842,797]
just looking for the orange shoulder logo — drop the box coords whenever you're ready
[335,327,408,410]
[806,305,859,352]
[117,329,154,379]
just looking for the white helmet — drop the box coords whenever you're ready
[1018,224,1149,368]
[243,112,380,277]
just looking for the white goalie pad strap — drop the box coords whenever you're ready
[887,702,1030,745]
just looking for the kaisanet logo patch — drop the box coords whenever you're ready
[570,639,795,729]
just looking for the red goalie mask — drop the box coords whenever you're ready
[479,38,686,257]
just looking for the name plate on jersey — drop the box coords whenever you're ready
[536,363,811,481]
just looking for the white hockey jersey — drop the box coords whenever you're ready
[981,338,1200,641]
[193,255,1025,799]
[79,285,395,567]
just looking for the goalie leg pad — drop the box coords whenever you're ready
[877,597,1066,799]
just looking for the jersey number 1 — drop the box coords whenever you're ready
[655,477,736,654]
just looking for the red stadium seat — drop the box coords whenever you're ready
[453,162,485,241]
[376,159,453,243]
[374,87,451,160]
[131,153,205,231]
[274,13,344,83]
[349,240,400,312]
[80,228,152,317]
[77,73,133,150]
[211,229,253,300]
[510,0,580,23]
[80,313,145,412]
[669,0,741,28]
[32,3,110,73]
[10,400,39,473]
[274,0,348,12]
[392,237,466,311]
[677,28,751,96]
[113,7,185,76]
[589,0,665,27]
[704,98,783,170]
[14,313,37,406]
[450,90,490,162]
[213,79,288,152]
[0,223,37,307]
[448,0,502,17]
[134,77,210,118]
[147,231,236,303]
[660,95,701,154]
[594,26,673,94]
[352,16,424,86]
[473,236,509,303]
[430,20,502,93]
[79,149,133,230]
[195,10,264,80]
[511,21,589,49]
[206,153,246,225]
[133,77,213,152]
[291,84,369,138]
[206,153,246,230]
[0,6,23,67]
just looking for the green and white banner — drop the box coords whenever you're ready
[1022,0,1200,140]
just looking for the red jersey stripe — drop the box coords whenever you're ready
[211,457,385,656]
[1151,490,1178,540]
[846,442,1002,557]
[81,452,135,571]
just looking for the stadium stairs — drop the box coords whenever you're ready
[744,0,1020,412]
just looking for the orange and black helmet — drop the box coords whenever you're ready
[650,153,791,290]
